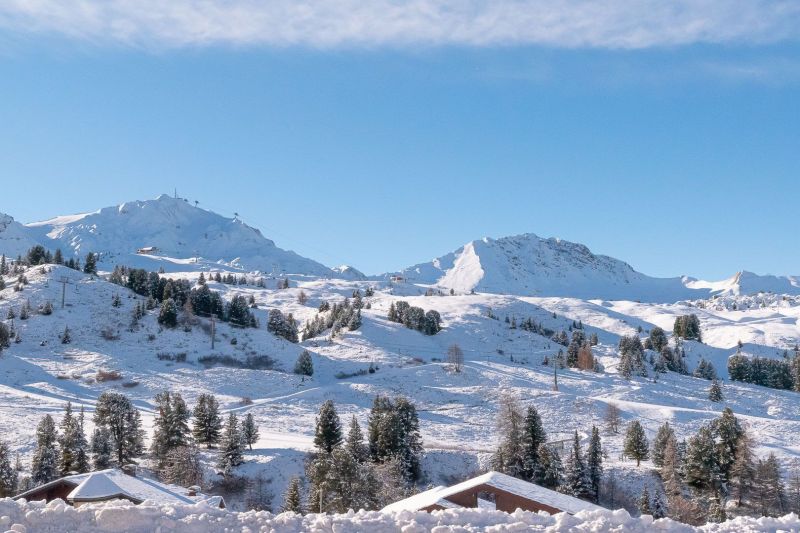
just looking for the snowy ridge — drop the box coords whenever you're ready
[686,270,800,297]
[1,498,798,532]
[388,233,707,302]
[22,195,341,277]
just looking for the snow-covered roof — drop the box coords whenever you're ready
[382,471,604,515]
[16,469,221,507]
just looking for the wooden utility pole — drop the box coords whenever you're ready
[59,276,72,308]
[210,314,215,350]
[552,359,559,392]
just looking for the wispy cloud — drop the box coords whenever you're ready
[1,1,799,49]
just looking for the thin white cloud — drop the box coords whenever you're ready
[0,0,799,49]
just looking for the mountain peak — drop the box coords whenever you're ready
[17,196,342,277]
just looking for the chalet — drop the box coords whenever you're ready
[14,468,225,509]
[389,275,405,283]
[136,246,159,255]
[382,471,603,515]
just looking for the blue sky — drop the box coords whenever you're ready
[1,2,799,278]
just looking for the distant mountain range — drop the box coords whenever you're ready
[2,195,799,301]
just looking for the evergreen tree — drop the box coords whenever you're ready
[282,476,303,513]
[536,444,564,490]
[708,380,724,402]
[638,486,652,515]
[58,402,88,475]
[241,413,259,451]
[158,298,178,328]
[684,424,720,493]
[83,252,97,275]
[711,407,743,485]
[586,426,603,502]
[563,431,592,500]
[651,422,675,469]
[651,490,666,519]
[192,394,223,448]
[521,405,547,480]
[294,350,314,377]
[649,327,668,353]
[60,325,72,344]
[314,400,343,454]
[31,415,59,485]
[151,391,191,470]
[218,413,244,474]
[345,416,368,463]
[90,428,112,470]
[623,420,649,467]
[93,391,144,466]
[0,440,18,497]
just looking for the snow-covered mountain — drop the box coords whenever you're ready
[686,270,800,297]
[386,233,709,302]
[0,212,41,258]
[20,195,342,276]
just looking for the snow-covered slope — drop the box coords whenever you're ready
[0,212,42,258]
[388,234,708,302]
[23,195,339,276]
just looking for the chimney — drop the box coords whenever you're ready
[121,464,137,477]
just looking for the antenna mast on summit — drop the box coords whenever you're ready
[174,188,178,199]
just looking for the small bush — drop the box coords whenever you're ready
[335,368,369,379]
[121,381,140,388]
[157,352,187,362]
[240,397,254,406]
[96,369,122,382]
[198,354,276,370]
[100,327,120,341]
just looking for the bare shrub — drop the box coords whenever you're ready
[447,344,464,373]
[96,369,123,382]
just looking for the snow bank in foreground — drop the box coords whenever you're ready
[1,498,797,532]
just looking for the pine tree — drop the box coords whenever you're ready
[93,391,144,466]
[241,413,259,451]
[31,415,59,485]
[563,431,592,500]
[218,413,244,474]
[91,428,112,470]
[192,394,223,448]
[708,379,724,403]
[151,391,191,470]
[282,477,304,513]
[83,252,97,274]
[314,400,343,454]
[586,426,603,502]
[712,407,743,483]
[158,298,178,328]
[294,350,314,378]
[684,424,719,493]
[521,405,547,480]
[536,444,564,490]
[651,490,666,519]
[638,486,652,515]
[0,440,18,497]
[60,325,71,344]
[623,420,649,467]
[345,416,368,463]
[651,422,675,468]
[58,402,88,475]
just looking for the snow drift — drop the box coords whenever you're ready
[2,498,798,533]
